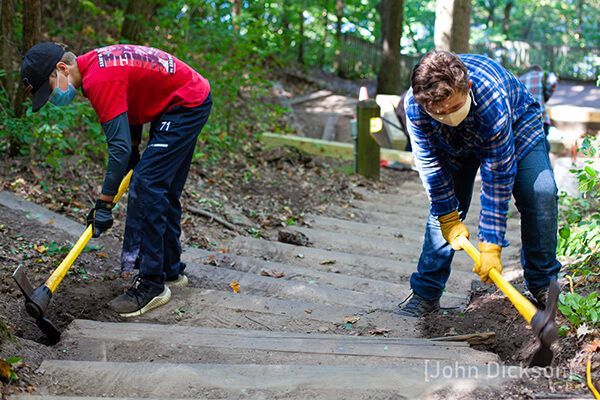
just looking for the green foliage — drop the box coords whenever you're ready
[557,324,570,337]
[558,292,599,327]
[0,95,105,168]
[557,136,600,328]
[1,0,598,172]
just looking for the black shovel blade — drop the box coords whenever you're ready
[36,316,61,345]
[529,344,553,367]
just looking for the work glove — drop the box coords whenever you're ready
[473,242,502,284]
[86,199,114,238]
[438,210,469,250]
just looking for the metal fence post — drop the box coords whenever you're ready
[356,99,381,180]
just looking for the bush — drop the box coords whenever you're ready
[557,136,600,328]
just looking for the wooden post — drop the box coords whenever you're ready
[356,99,381,180]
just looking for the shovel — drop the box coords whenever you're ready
[456,235,559,367]
[13,170,133,344]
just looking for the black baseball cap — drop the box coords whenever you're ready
[20,42,65,112]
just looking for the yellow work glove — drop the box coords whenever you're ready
[438,210,469,250]
[473,242,502,284]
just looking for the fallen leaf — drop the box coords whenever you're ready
[583,338,600,353]
[577,323,594,338]
[230,280,240,294]
[319,259,336,265]
[343,316,360,324]
[0,359,11,383]
[33,244,48,254]
[369,328,391,337]
[260,269,285,278]
[204,255,217,265]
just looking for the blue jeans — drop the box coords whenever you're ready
[410,138,562,300]
[120,95,212,286]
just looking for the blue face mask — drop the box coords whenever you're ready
[49,72,76,106]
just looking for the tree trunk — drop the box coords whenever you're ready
[121,0,157,43]
[484,0,496,29]
[335,0,343,76]
[501,0,513,38]
[376,0,404,94]
[321,7,328,66]
[231,0,242,31]
[22,0,42,55]
[521,4,538,41]
[576,0,584,39]
[0,0,16,108]
[297,10,304,64]
[434,0,471,54]
[14,0,43,119]
[281,3,291,50]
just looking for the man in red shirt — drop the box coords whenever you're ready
[21,42,212,317]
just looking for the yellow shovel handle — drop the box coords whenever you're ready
[456,235,537,324]
[46,170,133,293]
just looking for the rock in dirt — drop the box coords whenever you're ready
[278,230,311,246]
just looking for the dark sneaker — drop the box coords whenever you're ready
[165,263,188,288]
[109,276,171,318]
[395,293,440,317]
[531,287,548,310]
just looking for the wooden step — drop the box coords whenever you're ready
[36,359,512,399]
[136,288,422,337]
[229,236,474,293]
[182,248,440,300]
[59,320,498,366]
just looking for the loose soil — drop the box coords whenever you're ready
[0,204,126,397]
[422,281,600,398]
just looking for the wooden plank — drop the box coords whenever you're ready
[322,115,338,141]
[0,191,84,239]
[376,94,407,150]
[181,260,399,310]
[137,288,423,337]
[289,89,333,105]
[430,332,496,346]
[65,320,493,362]
[260,132,414,165]
[286,226,423,260]
[229,236,473,297]
[38,360,510,399]
[181,248,429,300]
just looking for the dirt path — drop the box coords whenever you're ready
[0,173,531,400]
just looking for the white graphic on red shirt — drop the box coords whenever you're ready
[95,45,175,75]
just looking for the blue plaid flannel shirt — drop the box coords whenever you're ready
[405,54,544,246]
[519,70,556,125]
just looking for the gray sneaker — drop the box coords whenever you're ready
[109,276,171,318]
[395,293,440,317]
[166,263,189,288]
[165,274,189,288]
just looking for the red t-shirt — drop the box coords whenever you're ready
[77,44,210,124]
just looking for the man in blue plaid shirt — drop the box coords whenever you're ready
[397,51,561,317]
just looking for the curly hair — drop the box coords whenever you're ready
[411,51,470,110]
